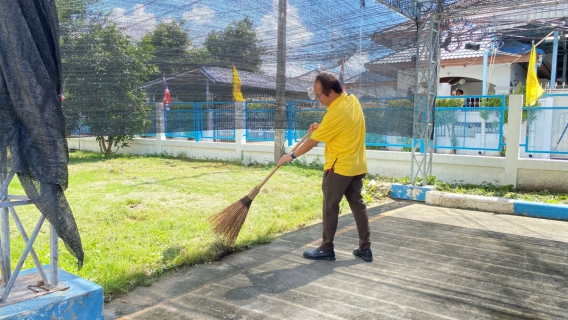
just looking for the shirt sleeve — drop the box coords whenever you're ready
[311,110,342,143]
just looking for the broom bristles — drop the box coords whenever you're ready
[209,187,259,244]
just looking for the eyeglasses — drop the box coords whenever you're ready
[307,88,324,100]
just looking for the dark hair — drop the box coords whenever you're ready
[315,73,343,96]
[456,89,464,95]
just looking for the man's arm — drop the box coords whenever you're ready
[277,138,319,166]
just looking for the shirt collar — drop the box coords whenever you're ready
[328,92,347,110]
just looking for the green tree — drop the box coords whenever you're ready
[204,17,265,72]
[64,24,157,158]
[57,0,99,36]
[143,20,211,76]
[57,0,102,91]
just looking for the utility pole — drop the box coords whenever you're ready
[274,0,287,162]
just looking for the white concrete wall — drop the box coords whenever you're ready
[70,136,568,191]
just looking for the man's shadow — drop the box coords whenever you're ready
[224,258,361,301]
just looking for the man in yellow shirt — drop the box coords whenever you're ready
[277,73,372,262]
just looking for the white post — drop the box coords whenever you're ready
[156,102,166,154]
[503,94,523,186]
[235,102,246,160]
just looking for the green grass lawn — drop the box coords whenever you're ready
[434,181,568,204]
[6,151,387,300]
[10,151,563,301]
[385,176,568,204]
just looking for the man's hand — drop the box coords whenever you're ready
[277,154,294,167]
[308,122,320,133]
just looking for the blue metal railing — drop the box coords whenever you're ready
[520,106,568,154]
[142,95,508,152]
[433,95,506,152]
[523,93,568,154]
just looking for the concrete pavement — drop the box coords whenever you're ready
[104,201,568,319]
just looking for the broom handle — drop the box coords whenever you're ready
[257,132,311,189]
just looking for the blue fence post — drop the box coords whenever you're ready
[244,101,248,141]
[195,103,201,142]
[499,95,505,151]
[463,106,467,148]
[177,105,181,138]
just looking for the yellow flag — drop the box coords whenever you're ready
[232,65,245,102]
[526,44,544,107]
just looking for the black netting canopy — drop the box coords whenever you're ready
[0,0,564,268]
[0,0,83,268]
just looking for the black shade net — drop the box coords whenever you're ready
[2,0,563,145]
[60,0,421,139]
[57,0,562,140]
[0,0,562,270]
[0,0,83,268]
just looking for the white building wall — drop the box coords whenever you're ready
[440,63,515,94]
[510,63,526,90]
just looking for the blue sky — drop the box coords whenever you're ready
[97,0,408,77]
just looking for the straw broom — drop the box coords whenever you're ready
[209,132,311,244]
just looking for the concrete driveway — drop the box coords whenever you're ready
[104,201,568,320]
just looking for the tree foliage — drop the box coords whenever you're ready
[57,0,102,89]
[57,0,98,38]
[143,21,211,77]
[63,23,156,158]
[204,17,265,72]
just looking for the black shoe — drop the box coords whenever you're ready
[303,247,336,261]
[353,248,373,262]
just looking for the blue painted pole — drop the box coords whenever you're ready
[551,30,559,88]
[196,103,201,142]
[482,50,488,95]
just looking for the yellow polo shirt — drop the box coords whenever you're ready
[311,92,367,176]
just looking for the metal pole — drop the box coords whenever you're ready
[1,206,9,281]
[482,50,488,95]
[0,170,9,284]
[8,207,50,287]
[0,215,45,302]
[274,0,287,162]
[50,224,58,287]
[551,30,559,89]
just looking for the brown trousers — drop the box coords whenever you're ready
[320,172,370,251]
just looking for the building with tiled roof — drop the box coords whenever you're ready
[142,66,313,102]
[368,0,568,96]
[294,67,397,99]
